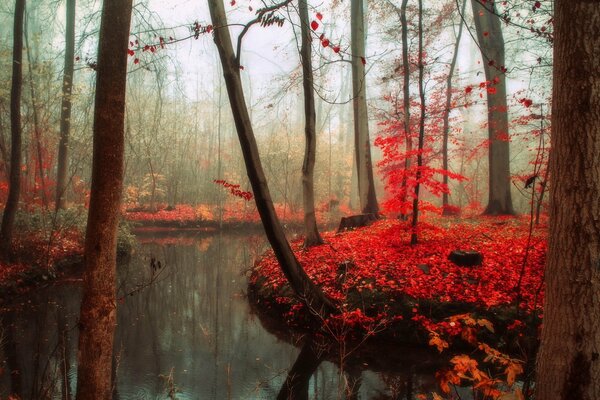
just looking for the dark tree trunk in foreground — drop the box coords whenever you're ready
[0,0,26,261]
[299,0,323,247]
[535,1,600,398]
[351,0,379,215]
[442,0,466,212]
[75,0,132,397]
[207,0,335,316]
[471,0,514,215]
[55,0,76,211]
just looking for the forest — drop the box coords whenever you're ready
[0,0,598,399]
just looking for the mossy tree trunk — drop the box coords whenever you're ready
[55,0,76,211]
[0,0,26,261]
[471,0,514,216]
[299,0,323,247]
[351,0,379,215]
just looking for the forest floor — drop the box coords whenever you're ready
[0,228,84,303]
[249,216,547,352]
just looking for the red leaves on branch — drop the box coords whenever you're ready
[316,12,323,21]
[213,179,253,201]
[310,20,319,31]
[519,98,533,108]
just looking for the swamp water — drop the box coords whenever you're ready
[0,231,448,399]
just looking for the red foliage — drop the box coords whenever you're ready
[252,217,546,325]
[213,179,253,201]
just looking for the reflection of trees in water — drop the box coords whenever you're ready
[0,232,441,399]
[275,335,441,400]
[0,287,81,399]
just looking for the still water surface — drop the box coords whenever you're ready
[0,231,442,399]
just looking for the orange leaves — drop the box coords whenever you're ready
[428,331,449,352]
[505,362,523,386]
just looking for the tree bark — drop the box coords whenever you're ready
[410,0,425,245]
[0,0,26,261]
[351,0,379,215]
[471,0,514,215]
[75,0,132,398]
[55,0,76,211]
[24,17,49,208]
[535,1,600,398]
[399,0,411,219]
[207,0,335,316]
[442,0,466,212]
[299,0,323,247]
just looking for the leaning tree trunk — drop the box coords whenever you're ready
[351,0,379,215]
[534,1,600,398]
[75,0,132,398]
[471,0,514,215]
[299,0,323,247]
[207,0,335,316]
[0,0,26,261]
[442,0,466,213]
[55,0,76,211]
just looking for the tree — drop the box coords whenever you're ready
[0,0,26,261]
[399,0,411,219]
[75,0,132,397]
[207,0,335,315]
[410,0,424,245]
[351,0,379,215]
[55,0,76,211]
[535,1,600,398]
[298,0,323,247]
[471,0,514,215]
[442,0,466,213]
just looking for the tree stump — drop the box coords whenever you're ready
[337,213,378,233]
[448,250,483,267]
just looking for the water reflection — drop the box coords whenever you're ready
[0,231,450,399]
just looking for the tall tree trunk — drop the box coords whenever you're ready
[400,0,411,219]
[207,0,335,316]
[535,1,600,398]
[442,0,466,213]
[55,0,76,211]
[351,0,379,215]
[24,17,49,208]
[0,0,26,261]
[299,0,323,247]
[410,0,424,246]
[471,0,514,215]
[75,0,132,397]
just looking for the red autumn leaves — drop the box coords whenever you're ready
[253,217,546,319]
[310,12,342,55]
